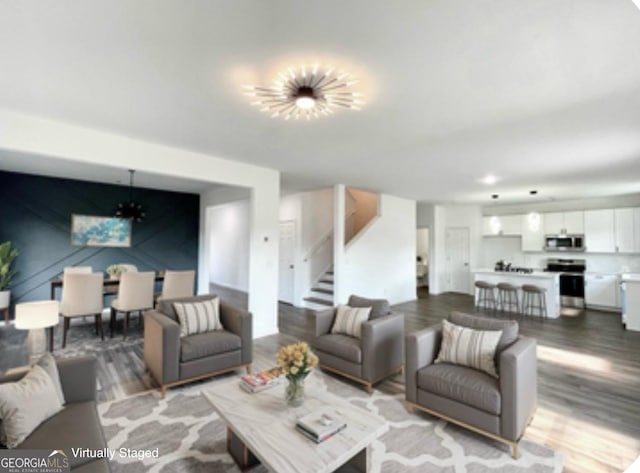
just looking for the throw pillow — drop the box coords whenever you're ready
[173,298,222,337]
[0,365,64,448]
[331,304,372,339]
[435,319,503,378]
[35,353,66,406]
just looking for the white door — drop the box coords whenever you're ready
[446,227,471,294]
[278,221,296,304]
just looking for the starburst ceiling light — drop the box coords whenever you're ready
[243,63,365,120]
[115,170,146,223]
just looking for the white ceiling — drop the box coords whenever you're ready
[1,0,640,204]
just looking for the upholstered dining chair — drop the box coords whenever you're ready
[60,272,105,348]
[63,266,92,275]
[157,270,195,301]
[110,271,155,339]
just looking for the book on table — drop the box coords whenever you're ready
[239,367,282,393]
[295,406,347,443]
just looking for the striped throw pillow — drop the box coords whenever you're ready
[331,304,372,339]
[173,298,222,337]
[435,319,503,378]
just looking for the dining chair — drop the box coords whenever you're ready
[60,272,105,348]
[110,271,155,339]
[158,270,195,301]
[63,266,92,275]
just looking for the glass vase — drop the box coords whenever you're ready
[286,376,305,407]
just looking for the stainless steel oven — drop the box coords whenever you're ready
[545,258,586,308]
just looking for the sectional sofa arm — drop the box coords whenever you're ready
[220,301,253,365]
[57,355,98,403]
[311,308,336,338]
[361,312,405,382]
[405,324,442,403]
[499,336,537,441]
[144,310,180,385]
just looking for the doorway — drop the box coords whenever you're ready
[278,221,296,304]
[416,228,429,293]
[445,227,470,294]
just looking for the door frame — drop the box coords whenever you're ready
[278,220,296,304]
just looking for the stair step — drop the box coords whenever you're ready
[319,279,334,285]
[316,281,333,290]
[311,287,333,295]
[326,271,334,275]
[303,297,333,307]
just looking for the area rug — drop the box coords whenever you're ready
[98,372,563,473]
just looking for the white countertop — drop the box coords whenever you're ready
[621,273,640,283]
[472,269,558,279]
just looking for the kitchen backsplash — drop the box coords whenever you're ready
[481,236,640,273]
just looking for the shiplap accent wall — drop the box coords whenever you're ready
[0,170,199,314]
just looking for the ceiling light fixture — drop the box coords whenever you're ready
[491,194,499,199]
[530,190,538,195]
[481,175,497,185]
[243,63,364,120]
[115,170,146,223]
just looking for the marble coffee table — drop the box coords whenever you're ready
[202,375,388,473]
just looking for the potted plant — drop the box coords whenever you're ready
[0,241,19,309]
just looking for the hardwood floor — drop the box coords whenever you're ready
[2,285,638,472]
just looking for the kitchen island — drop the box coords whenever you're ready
[472,269,561,319]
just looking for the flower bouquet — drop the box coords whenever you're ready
[276,341,319,407]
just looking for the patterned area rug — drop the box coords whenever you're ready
[98,372,563,473]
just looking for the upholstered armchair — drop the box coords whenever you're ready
[405,312,537,458]
[310,295,404,393]
[144,294,252,397]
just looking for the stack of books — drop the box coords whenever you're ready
[239,367,282,393]
[295,407,347,443]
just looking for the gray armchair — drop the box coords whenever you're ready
[405,312,537,458]
[311,295,404,393]
[144,294,252,398]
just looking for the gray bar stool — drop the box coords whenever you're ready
[475,281,497,311]
[497,282,520,314]
[522,284,547,318]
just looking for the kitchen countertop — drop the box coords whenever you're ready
[472,269,558,279]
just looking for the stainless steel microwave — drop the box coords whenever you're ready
[544,235,585,252]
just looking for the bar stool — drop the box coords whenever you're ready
[497,282,520,314]
[475,281,497,311]
[522,284,547,318]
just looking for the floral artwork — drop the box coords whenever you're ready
[71,215,132,247]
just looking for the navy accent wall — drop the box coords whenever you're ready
[0,170,199,314]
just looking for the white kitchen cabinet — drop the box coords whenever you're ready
[584,209,615,253]
[615,208,636,253]
[482,215,522,236]
[585,274,619,309]
[521,213,545,252]
[543,211,583,234]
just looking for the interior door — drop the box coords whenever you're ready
[278,221,296,304]
[445,227,471,294]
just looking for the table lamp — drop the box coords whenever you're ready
[15,301,59,364]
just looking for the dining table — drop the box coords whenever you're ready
[46,271,165,351]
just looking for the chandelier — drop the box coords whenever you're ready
[115,170,146,223]
[243,63,364,120]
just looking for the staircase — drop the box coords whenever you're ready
[302,269,334,311]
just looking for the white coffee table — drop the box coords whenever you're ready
[202,375,388,473]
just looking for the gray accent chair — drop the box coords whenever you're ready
[405,312,537,458]
[311,295,404,393]
[144,294,252,398]
[0,356,111,472]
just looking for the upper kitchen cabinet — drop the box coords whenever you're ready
[482,215,522,236]
[521,213,545,252]
[543,211,584,234]
[614,207,640,253]
[584,209,615,253]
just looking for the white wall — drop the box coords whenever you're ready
[431,204,483,295]
[206,200,250,291]
[0,110,280,338]
[335,191,417,305]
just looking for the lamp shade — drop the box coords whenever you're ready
[15,301,59,330]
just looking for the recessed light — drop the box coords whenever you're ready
[530,190,538,195]
[491,194,499,199]
[481,175,497,185]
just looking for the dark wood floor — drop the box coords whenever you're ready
[2,285,639,472]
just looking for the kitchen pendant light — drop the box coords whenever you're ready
[115,170,146,223]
